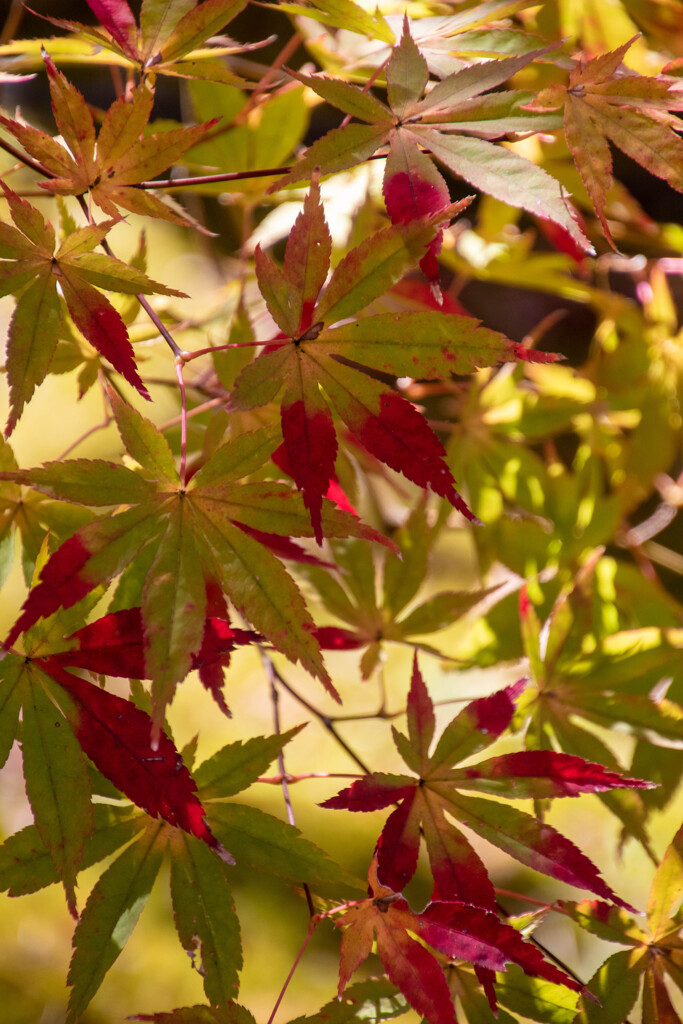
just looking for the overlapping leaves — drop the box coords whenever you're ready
[0,642,359,1021]
[0,391,392,718]
[563,821,683,1023]
[305,504,497,677]
[43,0,248,84]
[0,185,182,431]
[272,18,587,278]
[324,656,653,910]
[0,55,215,227]
[334,856,583,1024]
[527,36,683,247]
[233,177,558,540]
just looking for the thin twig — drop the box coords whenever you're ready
[135,151,390,190]
[265,916,318,1024]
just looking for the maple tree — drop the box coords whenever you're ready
[0,1,682,1023]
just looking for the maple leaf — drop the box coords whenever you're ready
[561,820,683,1023]
[334,856,582,1024]
[38,0,249,85]
[0,392,394,719]
[0,184,186,431]
[303,507,498,677]
[43,659,232,858]
[517,577,683,855]
[526,37,683,248]
[232,178,560,541]
[271,18,589,273]
[0,56,216,228]
[323,655,654,911]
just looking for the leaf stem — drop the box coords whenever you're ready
[174,357,188,486]
[266,916,319,1024]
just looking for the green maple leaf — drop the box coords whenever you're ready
[517,573,683,855]
[0,391,394,717]
[270,18,584,259]
[563,820,683,1023]
[305,505,497,677]
[0,184,184,432]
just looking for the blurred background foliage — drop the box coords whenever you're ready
[0,1,682,1022]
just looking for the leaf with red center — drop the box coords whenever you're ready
[42,660,232,859]
[319,368,476,523]
[324,656,650,908]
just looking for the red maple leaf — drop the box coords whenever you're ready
[323,655,654,911]
[41,659,232,860]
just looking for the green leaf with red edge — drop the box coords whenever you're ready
[335,857,581,1024]
[21,664,94,916]
[386,16,429,117]
[41,660,233,859]
[66,821,167,1023]
[0,184,185,429]
[323,656,650,908]
[169,830,241,1005]
[2,410,395,709]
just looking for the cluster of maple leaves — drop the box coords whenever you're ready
[1,1,683,1023]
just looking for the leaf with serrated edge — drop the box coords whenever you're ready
[66,823,166,1022]
[324,659,645,908]
[21,667,93,914]
[0,805,142,897]
[170,831,241,1005]
[44,662,228,855]
[206,802,362,896]
[195,728,304,799]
